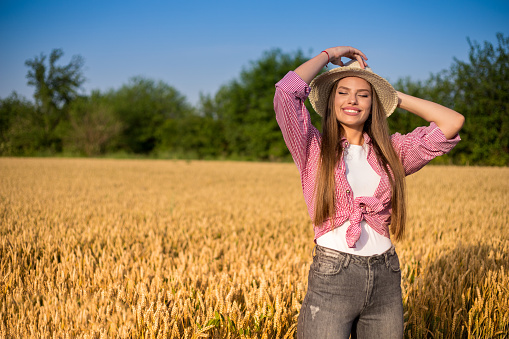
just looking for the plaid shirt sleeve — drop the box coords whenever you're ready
[391,122,461,176]
[274,71,321,172]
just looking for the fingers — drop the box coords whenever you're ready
[349,47,368,69]
[353,48,368,62]
[327,46,368,68]
[355,54,366,69]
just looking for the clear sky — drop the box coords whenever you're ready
[1,0,508,106]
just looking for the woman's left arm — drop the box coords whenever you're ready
[396,91,465,139]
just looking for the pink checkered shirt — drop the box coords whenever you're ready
[274,71,461,247]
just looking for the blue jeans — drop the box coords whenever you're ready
[297,245,403,339]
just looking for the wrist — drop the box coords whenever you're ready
[396,91,404,107]
[320,50,330,67]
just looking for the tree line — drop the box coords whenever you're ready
[1,33,507,165]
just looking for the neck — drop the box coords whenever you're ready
[342,126,364,145]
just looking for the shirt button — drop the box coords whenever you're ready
[346,189,350,194]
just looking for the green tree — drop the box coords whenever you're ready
[391,33,508,165]
[156,115,226,159]
[105,77,193,154]
[389,77,428,134]
[153,93,223,158]
[64,92,123,156]
[449,33,509,165]
[213,49,319,160]
[155,92,227,158]
[0,93,40,155]
[25,49,85,151]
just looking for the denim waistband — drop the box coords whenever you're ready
[314,244,396,267]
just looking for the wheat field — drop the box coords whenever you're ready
[0,158,508,338]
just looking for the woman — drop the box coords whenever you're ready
[274,46,464,338]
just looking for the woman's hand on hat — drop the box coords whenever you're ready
[294,46,368,84]
[326,46,368,69]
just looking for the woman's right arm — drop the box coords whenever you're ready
[295,46,368,84]
[274,72,316,171]
[274,46,368,171]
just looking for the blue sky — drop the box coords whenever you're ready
[1,0,508,105]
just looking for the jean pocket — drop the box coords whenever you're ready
[311,254,343,276]
[387,253,401,272]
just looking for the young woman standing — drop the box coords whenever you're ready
[274,46,464,338]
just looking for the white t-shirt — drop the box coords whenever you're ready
[316,144,392,256]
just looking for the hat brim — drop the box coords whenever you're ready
[309,65,398,117]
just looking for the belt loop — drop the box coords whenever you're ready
[311,244,317,258]
[384,245,395,267]
[343,253,351,268]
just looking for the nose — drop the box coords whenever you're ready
[348,93,358,104]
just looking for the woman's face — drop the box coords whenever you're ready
[333,77,372,131]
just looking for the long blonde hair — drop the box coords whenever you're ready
[313,79,407,241]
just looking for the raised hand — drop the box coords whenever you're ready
[326,46,368,68]
[295,46,368,84]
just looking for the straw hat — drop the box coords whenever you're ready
[309,59,398,117]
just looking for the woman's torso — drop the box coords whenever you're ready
[316,144,392,255]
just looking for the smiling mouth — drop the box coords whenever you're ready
[343,109,360,115]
